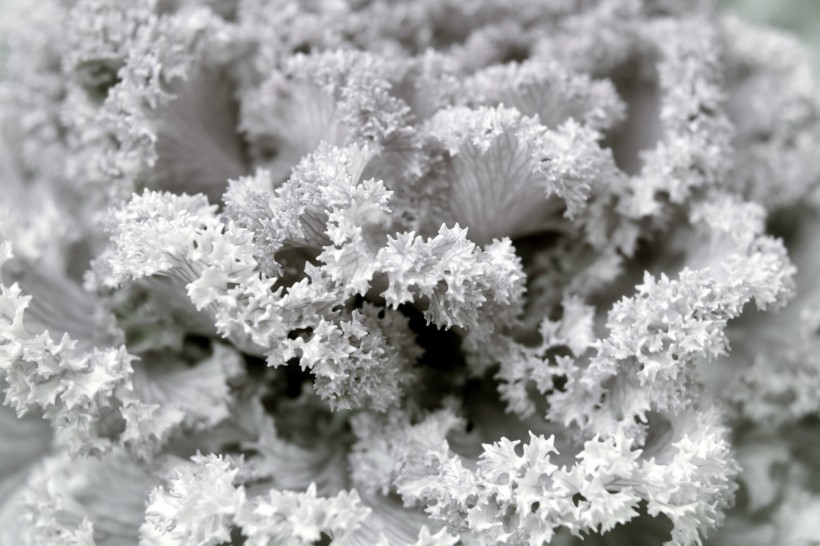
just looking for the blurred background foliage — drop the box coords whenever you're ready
[0,1,816,83]
[718,0,820,73]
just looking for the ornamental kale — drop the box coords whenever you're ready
[1,1,820,545]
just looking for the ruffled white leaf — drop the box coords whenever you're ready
[421,106,616,244]
[237,483,370,546]
[376,225,525,333]
[141,453,246,546]
[20,450,155,546]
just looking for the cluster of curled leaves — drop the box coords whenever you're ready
[2,0,820,544]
